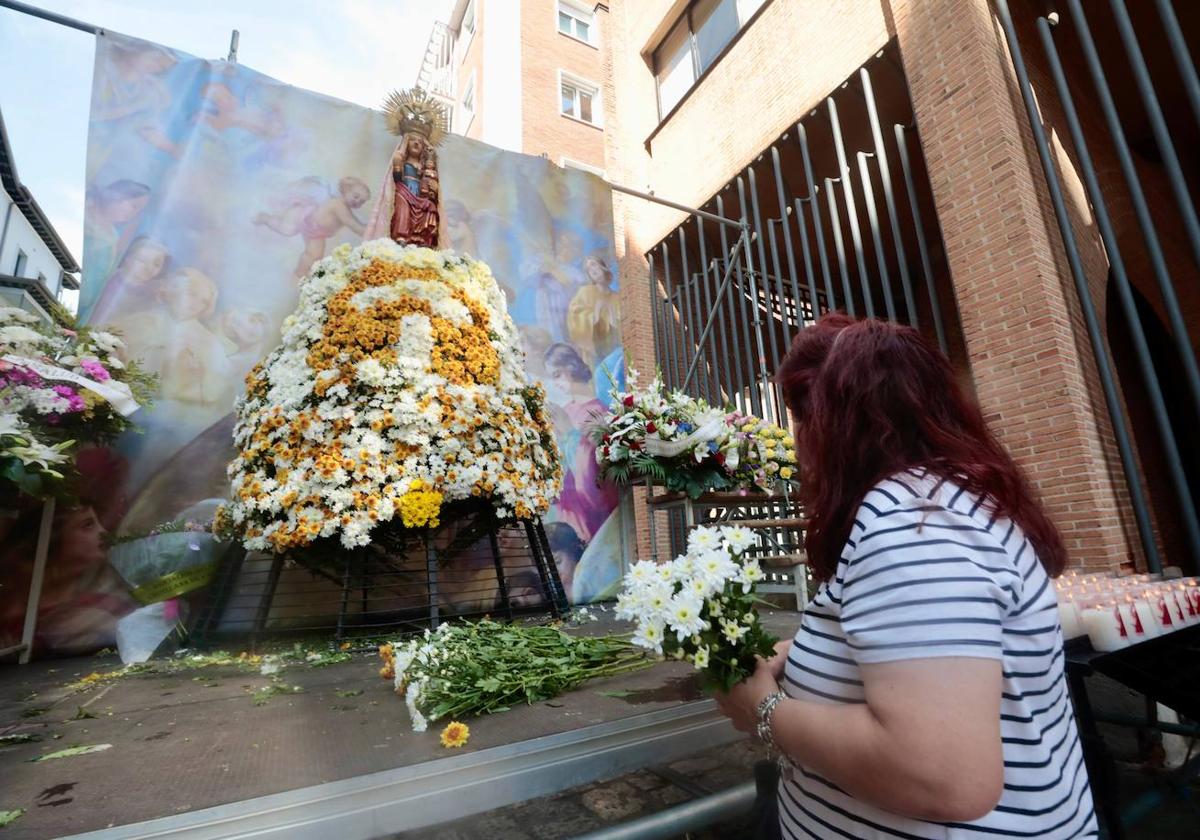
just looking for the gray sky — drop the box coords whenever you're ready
[0,0,451,286]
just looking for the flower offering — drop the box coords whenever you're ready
[1054,569,1200,652]
[591,374,795,499]
[616,525,778,692]
[218,240,562,552]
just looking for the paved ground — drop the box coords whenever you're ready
[1,609,1195,839]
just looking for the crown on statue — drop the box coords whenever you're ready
[383,88,448,145]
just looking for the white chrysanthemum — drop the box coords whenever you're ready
[722,526,756,554]
[666,593,707,642]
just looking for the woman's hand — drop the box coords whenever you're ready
[714,654,784,735]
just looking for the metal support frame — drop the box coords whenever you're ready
[1038,13,1200,565]
[994,0,1164,573]
[8,497,56,664]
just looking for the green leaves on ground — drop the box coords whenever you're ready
[0,809,24,827]
[30,744,112,762]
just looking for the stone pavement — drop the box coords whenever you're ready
[389,738,769,840]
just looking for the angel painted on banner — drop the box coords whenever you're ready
[254,175,370,279]
[363,89,446,248]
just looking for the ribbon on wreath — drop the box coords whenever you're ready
[2,354,141,417]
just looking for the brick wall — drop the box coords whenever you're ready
[599,0,1159,571]
[520,0,608,168]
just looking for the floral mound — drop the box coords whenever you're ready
[218,240,562,553]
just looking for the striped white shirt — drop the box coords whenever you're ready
[780,469,1098,839]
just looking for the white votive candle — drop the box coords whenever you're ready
[1082,603,1130,652]
[1175,584,1198,626]
[1057,596,1085,640]
[1128,596,1160,639]
[1163,585,1186,628]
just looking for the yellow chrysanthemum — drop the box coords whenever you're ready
[440,721,470,748]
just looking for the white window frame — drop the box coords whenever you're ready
[459,71,476,133]
[557,70,603,128]
[556,0,598,47]
[457,0,477,61]
[560,157,607,180]
[13,249,28,277]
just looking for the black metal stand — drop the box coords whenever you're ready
[1065,625,1200,839]
[188,510,566,647]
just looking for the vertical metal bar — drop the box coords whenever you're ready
[1152,0,1200,138]
[659,242,680,391]
[17,497,55,664]
[1039,16,1200,566]
[827,96,875,318]
[861,67,920,329]
[488,528,514,620]
[824,178,857,317]
[1109,0,1200,271]
[797,124,836,312]
[747,168,783,378]
[1069,0,1200,426]
[855,152,898,322]
[677,227,701,398]
[770,146,803,321]
[767,221,793,347]
[425,533,441,628]
[793,198,823,321]
[695,215,730,404]
[681,237,749,394]
[718,194,759,415]
[647,251,664,382]
[894,124,948,354]
[738,180,777,423]
[994,0,1162,572]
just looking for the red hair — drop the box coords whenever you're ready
[776,313,1066,581]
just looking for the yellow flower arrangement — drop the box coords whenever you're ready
[219,240,562,552]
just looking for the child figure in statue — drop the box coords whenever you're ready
[363,88,447,248]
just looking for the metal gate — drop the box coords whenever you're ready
[995,0,1200,574]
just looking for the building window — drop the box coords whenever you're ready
[462,0,476,36]
[560,72,601,126]
[13,249,27,277]
[558,1,595,45]
[460,72,476,129]
[652,0,767,119]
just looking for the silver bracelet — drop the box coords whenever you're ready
[755,690,787,751]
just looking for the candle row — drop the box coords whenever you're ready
[1054,573,1199,652]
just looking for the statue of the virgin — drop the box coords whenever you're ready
[364,88,446,248]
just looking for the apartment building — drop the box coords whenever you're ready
[0,106,79,323]
[418,0,608,175]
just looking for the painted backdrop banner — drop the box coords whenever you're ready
[33,30,625,653]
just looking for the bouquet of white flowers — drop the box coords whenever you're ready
[616,525,778,692]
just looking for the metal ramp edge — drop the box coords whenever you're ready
[62,700,738,840]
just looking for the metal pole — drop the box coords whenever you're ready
[861,67,920,328]
[677,227,700,397]
[1041,14,1199,567]
[994,0,1162,572]
[856,151,898,322]
[681,231,748,394]
[746,167,782,373]
[894,123,948,354]
[824,177,857,317]
[737,178,777,423]
[718,194,759,415]
[827,96,874,318]
[227,29,240,62]
[659,243,681,391]
[0,0,100,34]
[770,145,803,323]
[768,221,793,345]
[694,215,731,404]
[17,497,55,664]
[646,252,664,382]
[793,198,822,320]
[1109,0,1200,272]
[797,124,836,312]
[1153,0,1200,137]
[1068,0,1200,426]
[609,182,740,228]
[573,781,755,840]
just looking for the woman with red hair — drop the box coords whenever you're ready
[716,314,1096,838]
